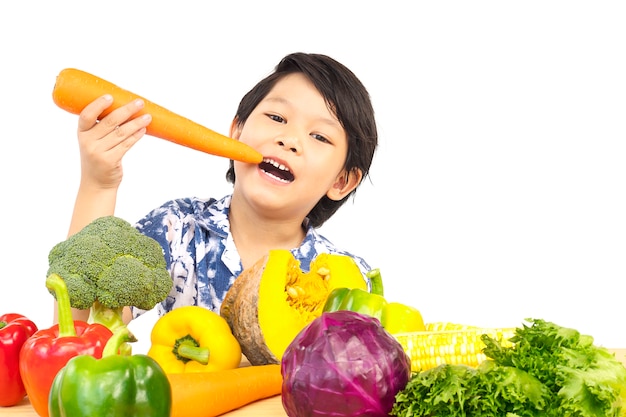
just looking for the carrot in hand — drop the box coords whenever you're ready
[166,364,283,417]
[52,68,263,164]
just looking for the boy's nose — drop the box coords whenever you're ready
[277,137,301,154]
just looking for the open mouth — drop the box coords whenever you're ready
[260,158,295,183]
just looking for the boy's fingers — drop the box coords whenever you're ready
[77,95,114,132]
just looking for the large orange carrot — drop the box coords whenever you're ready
[167,364,283,417]
[52,68,263,164]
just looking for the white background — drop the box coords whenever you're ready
[1,2,624,354]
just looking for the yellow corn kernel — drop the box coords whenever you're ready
[394,324,516,372]
[425,322,482,331]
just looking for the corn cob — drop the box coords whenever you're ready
[425,322,485,331]
[393,323,516,372]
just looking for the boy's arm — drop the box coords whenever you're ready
[67,184,118,237]
[53,96,151,323]
[52,305,132,325]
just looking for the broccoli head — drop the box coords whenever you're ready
[47,215,172,331]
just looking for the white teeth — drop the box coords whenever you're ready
[263,158,290,172]
[265,172,291,183]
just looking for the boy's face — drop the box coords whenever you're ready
[230,72,360,221]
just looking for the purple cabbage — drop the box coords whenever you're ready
[281,310,411,417]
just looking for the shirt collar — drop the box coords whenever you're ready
[195,195,318,249]
[194,195,232,238]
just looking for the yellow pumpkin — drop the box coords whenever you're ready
[220,249,367,365]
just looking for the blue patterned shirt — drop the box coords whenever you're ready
[131,195,370,319]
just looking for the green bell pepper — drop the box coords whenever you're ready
[323,268,425,334]
[48,326,171,417]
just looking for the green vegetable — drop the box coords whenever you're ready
[47,216,172,332]
[483,318,626,416]
[48,326,171,417]
[323,286,387,321]
[393,361,550,416]
[391,318,626,417]
[322,269,425,334]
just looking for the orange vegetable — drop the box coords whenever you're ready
[51,68,263,164]
[167,364,282,417]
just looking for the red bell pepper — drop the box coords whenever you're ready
[19,274,113,417]
[0,313,38,407]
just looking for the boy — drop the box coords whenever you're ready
[61,52,378,323]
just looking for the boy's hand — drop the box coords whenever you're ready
[77,95,152,189]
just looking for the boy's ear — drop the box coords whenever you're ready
[327,168,362,201]
[229,117,241,139]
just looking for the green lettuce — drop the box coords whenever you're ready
[391,361,549,416]
[391,364,478,416]
[391,318,626,417]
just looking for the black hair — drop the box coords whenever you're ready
[226,52,378,228]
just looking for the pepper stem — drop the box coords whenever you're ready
[173,334,210,365]
[46,273,77,338]
[103,326,138,357]
[366,268,385,297]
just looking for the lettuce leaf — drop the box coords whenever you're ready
[391,318,626,417]
[483,318,626,416]
[390,362,549,416]
[470,360,550,415]
[557,348,626,417]
[391,363,477,416]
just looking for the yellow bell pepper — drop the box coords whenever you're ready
[147,306,242,373]
[383,302,426,334]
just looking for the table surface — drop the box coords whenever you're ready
[6,349,625,416]
[6,395,287,416]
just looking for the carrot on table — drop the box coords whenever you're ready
[51,68,263,164]
[166,364,283,417]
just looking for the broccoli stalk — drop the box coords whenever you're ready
[88,301,125,334]
[47,216,172,334]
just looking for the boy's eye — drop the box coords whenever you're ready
[312,133,330,143]
[268,114,285,123]
[265,113,330,143]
